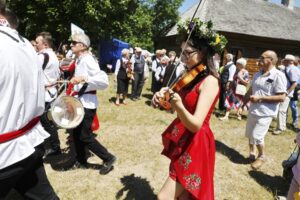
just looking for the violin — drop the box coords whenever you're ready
[158,64,207,110]
[126,61,134,79]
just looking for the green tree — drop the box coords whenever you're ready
[6,0,183,51]
[151,0,184,48]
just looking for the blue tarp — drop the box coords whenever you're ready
[99,38,130,71]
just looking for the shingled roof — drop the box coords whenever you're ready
[167,0,300,41]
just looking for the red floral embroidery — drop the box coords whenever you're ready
[171,126,179,138]
[184,174,201,190]
[178,134,188,147]
[179,152,192,169]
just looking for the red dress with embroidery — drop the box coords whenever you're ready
[161,78,219,200]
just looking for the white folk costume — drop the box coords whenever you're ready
[0,25,49,170]
[37,48,60,103]
[73,53,109,108]
[0,23,58,199]
[71,52,116,175]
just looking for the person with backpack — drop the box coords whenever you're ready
[35,31,62,157]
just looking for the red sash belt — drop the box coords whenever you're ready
[0,117,40,143]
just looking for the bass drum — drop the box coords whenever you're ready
[48,95,85,129]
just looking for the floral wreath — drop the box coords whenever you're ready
[177,18,227,53]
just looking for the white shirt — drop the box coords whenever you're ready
[38,48,60,102]
[0,26,49,170]
[285,65,300,97]
[114,57,128,76]
[152,58,160,72]
[155,65,167,81]
[226,61,236,82]
[74,53,109,109]
[249,67,287,117]
[65,49,74,59]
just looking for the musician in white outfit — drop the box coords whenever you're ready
[0,1,58,198]
[69,33,116,175]
[36,31,62,158]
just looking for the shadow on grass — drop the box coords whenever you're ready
[249,170,290,196]
[116,174,156,200]
[142,93,153,100]
[215,140,249,165]
[44,139,101,171]
[145,100,152,106]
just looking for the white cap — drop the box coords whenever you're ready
[284,54,295,61]
[135,47,142,52]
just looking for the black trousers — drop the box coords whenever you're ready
[132,72,145,98]
[40,102,60,151]
[218,83,227,111]
[0,145,59,200]
[73,108,113,164]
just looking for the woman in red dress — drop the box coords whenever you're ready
[152,19,227,200]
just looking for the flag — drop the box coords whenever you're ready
[71,23,85,35]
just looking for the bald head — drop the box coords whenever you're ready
[263,50,278,65]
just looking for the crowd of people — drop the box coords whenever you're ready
[113,47,186,106]
[2,0,300,199]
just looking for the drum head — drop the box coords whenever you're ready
[50,95,85,129]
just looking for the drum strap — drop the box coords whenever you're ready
[0,117,40,143]
[69,82,96,97]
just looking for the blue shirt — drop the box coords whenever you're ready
[285,65,300,97]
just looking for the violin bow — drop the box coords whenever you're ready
[165,0,204,89]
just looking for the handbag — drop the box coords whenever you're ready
[282,145,299,182]
[235,83,247,96]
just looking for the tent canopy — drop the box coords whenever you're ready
[99,38,130,71]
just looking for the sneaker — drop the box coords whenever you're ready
[43,149,61,159]
[219,116,229,121]
[100,156,116,175]
[273,129,283,135]
[293,122,298,130]
[237,115,242,121]
[251,157,265,170]
[71,161,88,169]
[275,195,287,200]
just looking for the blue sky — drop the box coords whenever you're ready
[179,0,300,13]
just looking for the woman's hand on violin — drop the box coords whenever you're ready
[151,87,169,108]
[70,76,86,84]
[169,92,183,109]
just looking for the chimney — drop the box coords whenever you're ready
[281,0,294,10]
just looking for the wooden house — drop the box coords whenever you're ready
[158,0,300,76]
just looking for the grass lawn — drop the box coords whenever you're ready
[6,74,298,200]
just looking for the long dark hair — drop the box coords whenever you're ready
[179,34,219,91]
[185,34,219,79]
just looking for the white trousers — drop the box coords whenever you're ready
[245,113,273,145]
[277,96,291,131]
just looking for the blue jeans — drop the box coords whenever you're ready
[290,100,298,127]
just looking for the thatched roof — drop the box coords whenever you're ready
[167,0,300,41]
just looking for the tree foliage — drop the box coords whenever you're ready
[6,0,183,51]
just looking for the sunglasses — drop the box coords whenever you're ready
[70,40,82,45]
[257,56,273,61]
